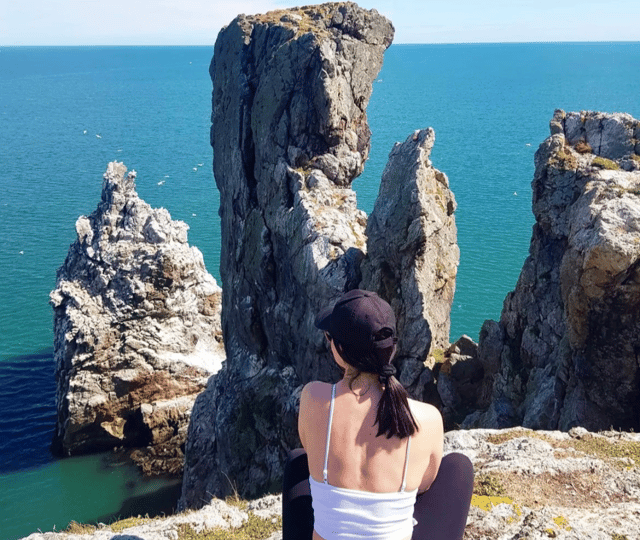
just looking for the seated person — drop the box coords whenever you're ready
[283,289,474,540]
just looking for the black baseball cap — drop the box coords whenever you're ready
[315,289,396,350]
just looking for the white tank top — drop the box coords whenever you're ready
[309,384,418,539]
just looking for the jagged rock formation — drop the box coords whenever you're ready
[21,428,640,540]
[464,110,640,432]
[181,2,459,507]
[49,162,224,475]
[361,128,459,402]
[181,2,394,505]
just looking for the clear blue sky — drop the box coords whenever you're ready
[1,0,638,45]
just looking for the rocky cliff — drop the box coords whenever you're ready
[463,110,640,432]
[180,2,458,506]
[50,162,224,475]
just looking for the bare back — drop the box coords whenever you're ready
[298,379,444,495]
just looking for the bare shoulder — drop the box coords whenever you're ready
[299,381,333,416]
[300,380,332,404]
[299,381,332,448]
[408,399,443,434]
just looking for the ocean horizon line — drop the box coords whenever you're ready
[1,40,638,48]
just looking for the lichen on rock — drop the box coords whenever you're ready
[50,162,224,475]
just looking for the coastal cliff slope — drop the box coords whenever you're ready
[181,1,459,506]
[49,162,224,475]
[465,110,640,432]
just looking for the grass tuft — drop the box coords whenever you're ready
[64,521,97,534]
[110,515,152,532]
[592,156,619,170]
[574,140,592,154]
[177,514,283,540]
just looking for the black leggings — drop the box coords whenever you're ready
[282,450,474,540]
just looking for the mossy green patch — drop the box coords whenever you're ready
[570,436,640,469]
[177,514,283,540]
[474,473,507,497]
[592,156,619,170]
[486,429,640,469]
[485,429,536,445]
[110,516,152,532]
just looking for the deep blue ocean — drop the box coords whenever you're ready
[1,42,638,539]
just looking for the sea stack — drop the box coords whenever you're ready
[466,110,640,431]
[180,2,394,505]
[361,128,459,402]
[50,162,224,475]
[180,1,459,507]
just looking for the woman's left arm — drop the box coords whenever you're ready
[298,382,314,449]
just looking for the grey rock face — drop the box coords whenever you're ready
[361,129,459,401]
[50,162,224,475]
[466,110,640,432]
[180,3,394,506]
[446,427,640,540]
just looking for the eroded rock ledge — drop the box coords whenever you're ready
[50,162,224,475]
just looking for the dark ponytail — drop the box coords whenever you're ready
[375,366,418,439]
[335,328,419,439]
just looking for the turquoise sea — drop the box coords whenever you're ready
[1,43,639,539]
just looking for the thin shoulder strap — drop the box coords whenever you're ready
[400,435,412,492]
[322,384,336,484]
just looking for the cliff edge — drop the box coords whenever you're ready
[22,428,640,540]
[464,110,640,432]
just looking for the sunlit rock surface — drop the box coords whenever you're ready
[50,162,224,475]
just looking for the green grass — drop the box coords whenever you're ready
[110,516,153,532]
[176,514,283,540]
[592,156,619,170]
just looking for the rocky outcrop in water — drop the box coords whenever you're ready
[180,2,393,505]
[463,110,640,432]
[361,128,459,402]
[180,2,459,507]
[50,162,224,475]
